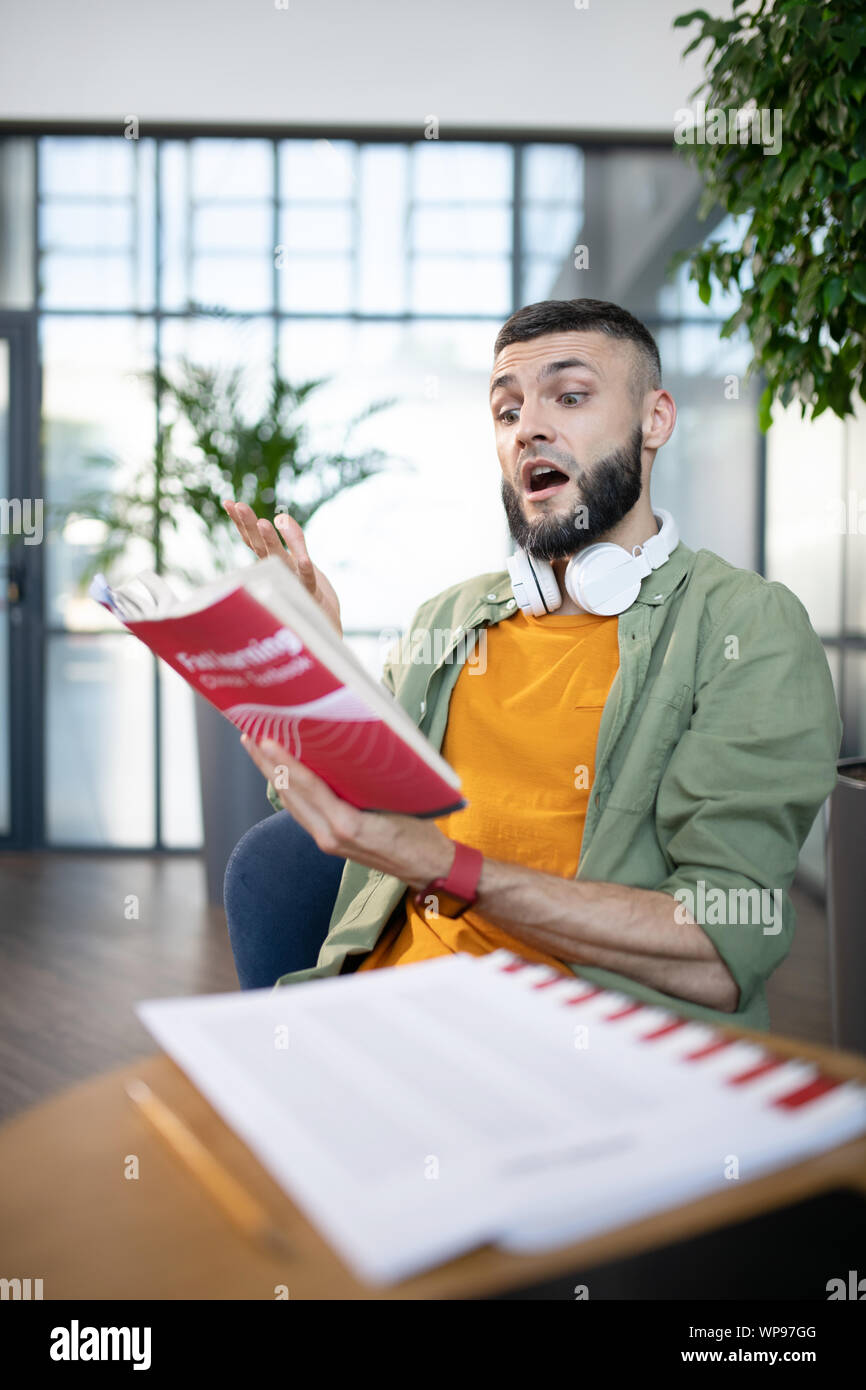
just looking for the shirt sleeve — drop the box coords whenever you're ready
[653,581,842,1016]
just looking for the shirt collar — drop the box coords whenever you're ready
[632,539,693,606]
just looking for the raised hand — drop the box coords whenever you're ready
[222,500,343,638]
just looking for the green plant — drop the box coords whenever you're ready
[77,358,398,585]
[670,0,866,429]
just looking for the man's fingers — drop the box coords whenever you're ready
[238,506,269,558]
[224,500,268,558]
[274,513,316,588]
[224,502,323,605]
[274,511,303,545]
[257,737,341,821]
[256,517,297,565]
[241,735,337,848]
[223,499,256,550]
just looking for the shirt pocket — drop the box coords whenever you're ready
[605,682,692,816]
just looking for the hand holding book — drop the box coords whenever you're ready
[241,734,455,888]
[222,499,343,638]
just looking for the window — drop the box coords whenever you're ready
[13,131,760,848]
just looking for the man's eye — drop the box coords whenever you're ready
[497,392,585,421]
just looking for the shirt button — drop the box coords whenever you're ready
[507,598,516,609]
[420,700,426,715]
[486,592,497,601]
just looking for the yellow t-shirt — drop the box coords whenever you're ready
[357,605,620,975]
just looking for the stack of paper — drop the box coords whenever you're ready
[137,951,866,1285]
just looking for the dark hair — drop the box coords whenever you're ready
[493,298,662,406]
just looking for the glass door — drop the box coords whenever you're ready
[0,336,10,835]
[0,312,41,848]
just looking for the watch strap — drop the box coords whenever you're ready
[413,840,483,916]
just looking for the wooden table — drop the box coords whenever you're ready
[2,1022,866,1300]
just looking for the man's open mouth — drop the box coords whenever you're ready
[524,463,570,498]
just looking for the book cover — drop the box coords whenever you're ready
[91,562,466,819]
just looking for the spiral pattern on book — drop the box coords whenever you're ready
[225,688,379,752]
[223,691,449,811]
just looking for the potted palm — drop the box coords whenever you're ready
[672,0,866,1051]
[77,355,396,903]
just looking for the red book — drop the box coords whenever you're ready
[90,556,466,818]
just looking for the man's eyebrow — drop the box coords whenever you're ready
[489,357,601,399]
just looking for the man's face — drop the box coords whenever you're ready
[489,330,647,560]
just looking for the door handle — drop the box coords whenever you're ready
[3,564,23,606]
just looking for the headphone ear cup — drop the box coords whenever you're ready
[506,550,562,616]
[565,544,642,616]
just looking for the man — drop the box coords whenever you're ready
[224,298,842,1031]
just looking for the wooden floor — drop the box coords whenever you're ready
[0,853,833,1123]
[0,854,238,1124]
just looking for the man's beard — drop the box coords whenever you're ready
[501,423,644,561]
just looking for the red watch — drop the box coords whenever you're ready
[413,840,483,919]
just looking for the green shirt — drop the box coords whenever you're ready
[267,539,842,1031]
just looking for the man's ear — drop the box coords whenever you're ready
[644,389,676,451]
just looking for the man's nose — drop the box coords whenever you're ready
[515,401,555,446]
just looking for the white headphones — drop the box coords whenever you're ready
[506,507,679,618]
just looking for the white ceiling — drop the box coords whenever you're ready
[0,0,733,134]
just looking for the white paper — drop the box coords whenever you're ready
[137,952,866,1284]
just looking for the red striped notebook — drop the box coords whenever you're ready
[137,948,866,1284]
[477,951,866,1254]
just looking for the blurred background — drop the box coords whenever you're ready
[0,0,862,1112]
